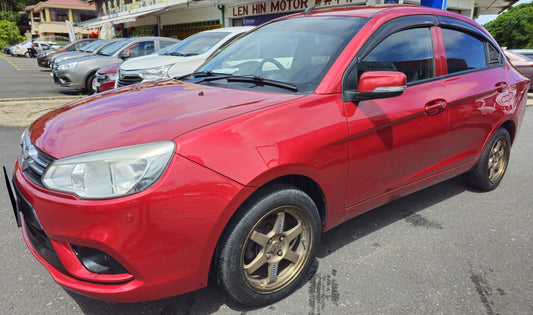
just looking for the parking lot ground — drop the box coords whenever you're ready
[0,54,85,98]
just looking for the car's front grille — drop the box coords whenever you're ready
[20,135,55,187]
[117,75,143,87]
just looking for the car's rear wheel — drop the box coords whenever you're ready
[464,128,511,191]
[216,184,320,306]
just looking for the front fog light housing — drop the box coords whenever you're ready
[42,141,176,199]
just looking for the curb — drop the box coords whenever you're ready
[0,96,83,102]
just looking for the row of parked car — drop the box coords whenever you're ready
[37,26,253,94]
[3,40,61,57]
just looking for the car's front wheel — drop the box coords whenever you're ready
[216,184,321,306]
[464,127,511,191]
[85,72,96,94]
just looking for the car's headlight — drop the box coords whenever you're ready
[39,51,50,58]
[140,64,172,80]
[42,141,176,199]
[58,62,78,71]
[106,72,117,81]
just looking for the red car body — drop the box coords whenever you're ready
[93,62,122,92]
[5,5,529,304]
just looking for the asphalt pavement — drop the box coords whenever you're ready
[0,53,532,314]
[0,54,84,98]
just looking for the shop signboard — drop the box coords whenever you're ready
[228,0,366,18]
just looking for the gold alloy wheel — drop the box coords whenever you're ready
[487,136,509,183]
[241,205,312,293]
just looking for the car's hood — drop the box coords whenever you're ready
[58,52,94,62]
[120,54,205,71]
[53,51,86,60]
[30,80,304,159]
[98,62,122,74]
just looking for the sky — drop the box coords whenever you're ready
[475,0,532,25]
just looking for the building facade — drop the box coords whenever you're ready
[25,0,97,41]
[79,0,517,40]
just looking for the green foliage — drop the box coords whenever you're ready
[0,19,26,48]
[484,2,533,49]
[131,27,153,37]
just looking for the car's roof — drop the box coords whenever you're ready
[201,26,255,34]
[124,36,179,42]
[284,4,476,23]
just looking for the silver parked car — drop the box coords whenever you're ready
[510,49,533,60]
[52,36,179,93]
[503,49,533,90]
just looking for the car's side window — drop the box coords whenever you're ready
[126,41,155,57]
[441,28,486,74]
[358,28,434,83]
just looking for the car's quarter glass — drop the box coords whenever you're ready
[3,5,529,307]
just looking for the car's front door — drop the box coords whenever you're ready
[344,24,449,208]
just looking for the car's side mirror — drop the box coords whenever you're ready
[120,51,131,60]
[348,71,407,102]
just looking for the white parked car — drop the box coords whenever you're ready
[116,26,253,87]
[11,40,59,57]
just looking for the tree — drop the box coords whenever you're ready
[0,19,26,48]
[484,2,533,49]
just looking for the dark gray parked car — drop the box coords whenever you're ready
[52,36,179,93]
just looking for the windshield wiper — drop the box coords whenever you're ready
[177,71,232,82]
[178,72,298,92]
[227,75,298,92]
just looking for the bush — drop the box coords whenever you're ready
[0,20,25,48]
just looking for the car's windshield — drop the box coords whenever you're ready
[98,39,130,56]
[73,40,93,50]
[191,16,368,94]
[81,40,110,53]
[153,43,176,55]
[164,32,230,56]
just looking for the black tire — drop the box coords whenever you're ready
[85,72,96,94]
[216,184,321,306]
[464,128,511,191]
[24,51,30,58]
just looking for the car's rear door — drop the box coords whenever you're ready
[436,17,511,170]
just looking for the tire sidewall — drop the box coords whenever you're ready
[466,128,511,191]
[85,72,96,94]
[217,185,321,306]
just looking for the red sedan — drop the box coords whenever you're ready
[4,5,529,306]
[92,62,122,92]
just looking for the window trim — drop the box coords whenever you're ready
[438,27,504,80]
[341,14,506,102]
[342,15,437,102]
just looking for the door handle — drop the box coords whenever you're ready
[425,99,447,116]
[495,82,508,93]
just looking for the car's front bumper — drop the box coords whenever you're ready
[52,69,85,89]
[5,152,249,302]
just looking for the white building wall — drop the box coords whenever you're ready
[161,6,221,26]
